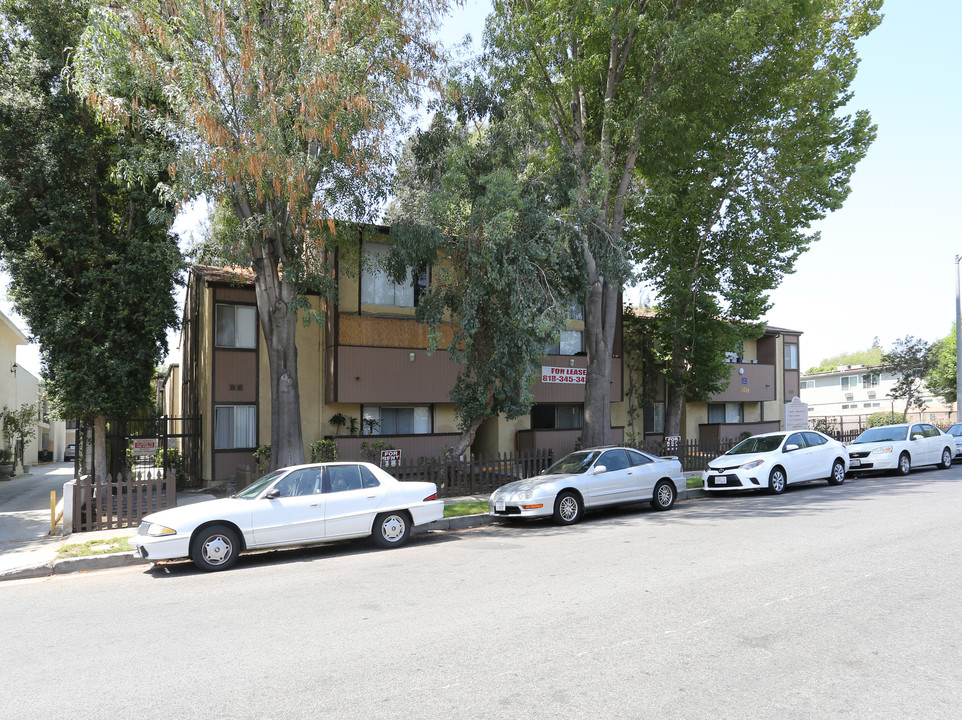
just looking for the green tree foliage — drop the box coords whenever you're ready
[882,335,932,420]
[926,324,956,406]
[75,0,450,469]
[483,0,881,444]
[386,104,583,457]
[0,0,183,479]
[807,346,885,374]
[629,0,880,436]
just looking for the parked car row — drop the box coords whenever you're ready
[704,422,955,495]
[130,422,956,573]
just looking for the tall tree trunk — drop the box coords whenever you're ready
[663,334,689,438]
[93,415,108,482]
[444,416,486,461]
[249,234,306,470]
[582,278,618,448]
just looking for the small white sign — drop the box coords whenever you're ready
[380,449,402,467]
[784,396,809,431]
[541,366,587,384]
[132,438,159,456]
[665,435,681,449]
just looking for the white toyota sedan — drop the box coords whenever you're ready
[130,462,444,571]
[846,423,954,476]
[703,430,849,494]
[944,423,962,460]
[488,447,686,525]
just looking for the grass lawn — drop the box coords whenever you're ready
[57,537,132,558]
[443,501,488,517]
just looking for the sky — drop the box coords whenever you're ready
[2,0,959,378]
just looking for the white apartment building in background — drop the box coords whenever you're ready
[800,364,955,435]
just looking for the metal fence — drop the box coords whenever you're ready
[640,439,736,473]
[71,469,176,532]
[380,449,554,498]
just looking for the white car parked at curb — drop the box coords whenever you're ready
[703,430,849,494]
[489,447,686,525]
[130,462,444,571]
[846,423,954,476]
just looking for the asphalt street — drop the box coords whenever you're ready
[1,465,960,720]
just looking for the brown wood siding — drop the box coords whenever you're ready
[334,346,459,404]
[337,313,455,348]
[212,350,258,403]
[710,363,777,403]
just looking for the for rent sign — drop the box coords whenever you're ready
[541,366,587,384]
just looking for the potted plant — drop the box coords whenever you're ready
[328,412,347,436]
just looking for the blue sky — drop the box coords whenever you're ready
[3,0,958,377]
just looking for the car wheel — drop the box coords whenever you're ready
[191,525,240,572]
[553,490,583,525]
[768,467,787,495]
[940,448,952,470]
[651,481,677,511]
[371,511,411,548]
[896,452,911,476]
[828,459,846,486]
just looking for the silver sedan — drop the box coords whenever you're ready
[489,447,686,525]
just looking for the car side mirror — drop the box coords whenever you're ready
[265,488,281,499]
[784,444,800,452]
[591,465,607,474]
[912,434,923,441]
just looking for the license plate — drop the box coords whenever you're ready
[495,500,505,512]
[714,476,727,485]
[851,459,861,467]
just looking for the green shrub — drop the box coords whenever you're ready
[309,439,338,462]
[866,411,902,428]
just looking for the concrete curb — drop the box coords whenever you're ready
[1,487,707,581]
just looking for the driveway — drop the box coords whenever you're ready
[0,463,74,543]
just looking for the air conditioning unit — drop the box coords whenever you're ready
[844,393,853,400]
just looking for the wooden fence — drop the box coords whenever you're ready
[72,469,177,532]
[381,449,554,498]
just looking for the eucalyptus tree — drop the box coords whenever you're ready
[75,0,451,468]
[484,0,881,445]
[0,0,183,481]
[386,98,583,458]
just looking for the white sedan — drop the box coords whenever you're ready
[846,423,954,476]
[944,423,962,460]
[130,462,444,571]
[703,430,849,494]
[488,447,686,525]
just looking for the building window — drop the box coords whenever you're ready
[863,402,880,408]
[800,380,815,390]
[644,402,665,434]
[362,406,431,435]
[361,242,425,308]
[530,404,583,430]
[783,343,798,370]
[840,375,860,390]
[214,405,256,449]
[862,372,880,388]
[545,330,584,356]
[708,402,743,424]
[215,304,257,349]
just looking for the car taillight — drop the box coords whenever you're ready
[423,492,437,501]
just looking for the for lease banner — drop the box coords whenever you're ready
[541,366,586,384]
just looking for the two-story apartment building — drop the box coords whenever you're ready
[179,225,627,485]
[630,319,803,445]
[801,364,954,434]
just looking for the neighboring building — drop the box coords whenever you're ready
[0,310,65,464]
[801,364,954,434]
[629,319,803,445]
[180,225,627,485]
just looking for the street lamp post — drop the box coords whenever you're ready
[956,255,961,421]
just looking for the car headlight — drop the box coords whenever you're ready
[139,522,176,537]
[870,446,894,455]
[739,459,765,470]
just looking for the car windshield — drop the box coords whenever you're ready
[947,425,962,437]
[852,426,909,444]
[726,435,785,455]
[234,469,287,499]
[543,450,602,475]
